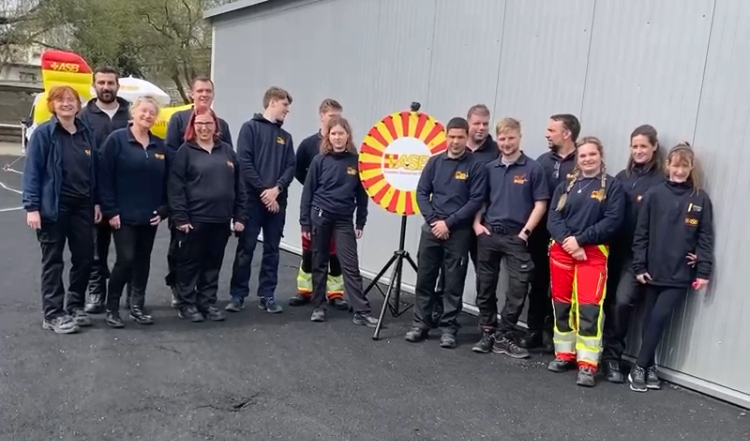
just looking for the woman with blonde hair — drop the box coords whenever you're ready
[546,136,626,387]
[22,85,101,334]
[299,116,378,327]
[629,142,714,393]
[98,96,169,328]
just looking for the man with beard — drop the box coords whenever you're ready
[164,76,233,308]
[79,67,131,314]
[431,104,498,323]
[519,113,580,352]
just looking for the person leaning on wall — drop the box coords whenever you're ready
[22,85,103,334]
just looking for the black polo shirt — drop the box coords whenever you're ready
[482,153,549,232]
[59,121,93,201]
[468,135,499,165]
[537,149,576,197]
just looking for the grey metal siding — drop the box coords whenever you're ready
[209,0,750,407]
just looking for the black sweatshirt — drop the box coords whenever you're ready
[98,127,169,225]
[78,97,131,150]
[416,150,488,230]
[165,108,233,152]
[612,165,665,250]
[295,131,322,185]
[299,150,368,230]
[469,136,499,165]
[236,113,296,204]
[547,174,626,246]
[168,141,247,226]
[632,181,714,287]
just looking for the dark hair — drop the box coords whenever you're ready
[466,104,490,119]
[446,117,469,134]
[626,124,664,176]
[320,116,356,155]
[191,76,214,90]
[263,86,293,108]
[184,108,221,142]
[93,66,119,82]
[667,141,702,194]
[550,113,581,142]
[319,98,342,114]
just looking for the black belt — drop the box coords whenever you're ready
[485,223,522,235]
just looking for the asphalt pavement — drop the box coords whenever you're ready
[0,154,747,441]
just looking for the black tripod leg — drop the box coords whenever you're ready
[373,273,396,340]
[404,252,419,273]
[364,253,398,296]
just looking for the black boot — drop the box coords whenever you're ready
[128,287,154,325]
[105,310,124,328]
[84,291,105,314]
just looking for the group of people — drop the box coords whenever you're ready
[20,68,715,393]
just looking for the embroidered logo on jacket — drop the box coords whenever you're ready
[590,189,605,201]
[513,174,527,185]
[276,136,286,145]
[154,153,165,160]
[455,171,468,180]
[685,217,699,226]
[346,167,357,175]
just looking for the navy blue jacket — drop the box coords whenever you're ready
[236,113,296,204]
[295,131,322,185]
[632,181,714,287]
[98,127,169,225]
[612,165,665,252]
[299,150,368,231]
[22,117,98,221]
[165,108,233,152]
[547,174,625,246]
[77,97,131,150]
[469,135,499,165]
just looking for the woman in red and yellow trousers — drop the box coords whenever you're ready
[546,137,626,387]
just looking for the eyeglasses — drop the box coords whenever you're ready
[195,122,216,127]
[553,161,561,179]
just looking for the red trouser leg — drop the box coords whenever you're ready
[549,243,576,362]
[573,244,608,370]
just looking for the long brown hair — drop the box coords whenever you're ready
[667,142,702,195]
[320,116,356,155]
[555,136,607,211]
[626,124,664,176]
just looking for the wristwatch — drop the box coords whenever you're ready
[522,228,532,236]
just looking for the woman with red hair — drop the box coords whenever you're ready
[22,85,102,334]
[168,109,247,323]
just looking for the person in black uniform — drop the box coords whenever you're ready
[600,124,665,383]
[289,98,347,309]
[629,142,714,393]
[472,118,549,358]
[164,76,233,308]
[169,109,246,323]
[521,113,580,352]
[98,97,169,328]
[299,116,377,326]
[22,85,102,334]
[78,66,131,315]
[405,117,487,349]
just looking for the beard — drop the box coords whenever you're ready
[97,90,116,104]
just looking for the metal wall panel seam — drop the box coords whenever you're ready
[424,0,439,109]
[578,0,598,118]
[691,0,718,142]
[490,0,509,115]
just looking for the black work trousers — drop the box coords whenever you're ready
[174,222,231,311]
[413,225,472,334]
[601,255,646,362]
[88,222,112,296]
[475,230,534,335]
[434,233,478,300]
[165,221,178,288]
[636,286,687,367]
[525,227,552,334]
[310,210,369,313]
[37,199,94,319]
[107,224,158,312]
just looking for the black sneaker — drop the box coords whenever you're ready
[519,331,542,349]
[646,366,661,390]
[200,306,225,322]
[178,306,204,323]
[310,308,326,322]
[493,335,530,359]
[405,327,427,342]
[105,311,125,328]
[288,294,310,307]
[439,333,457,349]
[577,366,596,387]
[548,358,577,373]
[42,315,79,334]
[629,365,648,392]
[352,312,378,328]
[129,307,154,325]
[329,297,349,311]
[70,309,93,327]
[605,360,624,384]
[472,332,495,353]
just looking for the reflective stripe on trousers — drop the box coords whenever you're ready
[297,233,343,298]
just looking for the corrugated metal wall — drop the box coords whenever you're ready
[208,0,750,407]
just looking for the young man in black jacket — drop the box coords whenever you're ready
[226,87,295,314]
[289,98,348,310]
[78,66,131,314]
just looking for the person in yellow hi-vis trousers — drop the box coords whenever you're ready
[288,98,348,310]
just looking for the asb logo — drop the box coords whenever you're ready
[383,153,430,171]
[513,174,527,185]
[685,217,699,227]
[590,189,605,201]
[346,166,357,175]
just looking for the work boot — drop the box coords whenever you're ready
[178,306,204,323]
[129,287,153,325]
[646,366,662,390]
[70,309,93,327]
[405,327,428,342]
[605,360,624,384]
[493,335,530,359]
[439,333,457,349]
[105,311,124,328]
[629,365,648,392]
[472,331,495,353]
[84,293,105,314]
[259,297,283,314]
[200,306,225,322]
[329,297,349,311]
[288,294,310,306]
[42,315,79,334]
[520,330,554,352]
[547,358,576,373]
[225,297,244,312]
[310,308,326,322]
[577,366,596,387]
[352,312,378,328]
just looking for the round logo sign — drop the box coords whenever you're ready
[358,111,447,215]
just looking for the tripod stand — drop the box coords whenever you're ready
[366,215,418,340]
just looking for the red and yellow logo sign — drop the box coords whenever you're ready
[358,111,446,215]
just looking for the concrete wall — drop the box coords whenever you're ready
[207,0,750,408]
